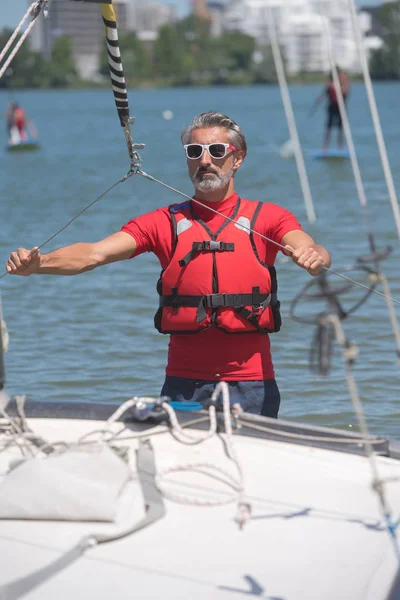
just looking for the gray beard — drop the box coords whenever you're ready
[191,166,234,192]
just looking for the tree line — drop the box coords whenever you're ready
[1,4,399,90]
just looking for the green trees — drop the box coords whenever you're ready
[152,16,259,86]
[48,36,78,88]
[369,1,400,80]
[0,30,78,89]
[0,29,49,89]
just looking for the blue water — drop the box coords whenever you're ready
[1,83,399,439]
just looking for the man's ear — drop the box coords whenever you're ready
[233,152,245,171]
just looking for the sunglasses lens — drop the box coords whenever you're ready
[209,144,226,159]
[186,144,203,159]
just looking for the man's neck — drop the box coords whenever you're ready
[194,184,236,204]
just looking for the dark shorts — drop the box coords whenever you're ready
[327,101,346,130]
[160,377,281,418]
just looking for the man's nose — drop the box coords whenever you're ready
[200,148,212,166]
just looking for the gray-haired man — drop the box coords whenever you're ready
[6,111,330,417]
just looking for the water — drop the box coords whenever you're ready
[1,83,399,439]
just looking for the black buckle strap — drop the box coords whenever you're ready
[179,241,235,267]
[160,292,277,308]
[159,292,277,323]
[197,292,275,323]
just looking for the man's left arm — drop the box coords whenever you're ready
[281,230,331,276]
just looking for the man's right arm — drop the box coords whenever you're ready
[6,231,137,277]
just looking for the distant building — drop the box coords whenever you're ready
[132,1,178,46]
[29,0,131,80]
[208,1,226,37]
[219,0,378,74]
[28,0,177,80]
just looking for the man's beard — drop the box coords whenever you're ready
[191,166,234,192]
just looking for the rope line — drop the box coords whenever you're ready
[0,170,133,281]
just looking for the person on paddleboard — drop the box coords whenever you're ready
[6,111,330,418]
[313,67,350,152]
[5,100,38,145]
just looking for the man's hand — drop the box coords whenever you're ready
[6,247,40,276]
[284,244,324,276]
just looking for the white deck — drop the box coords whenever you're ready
[0,414,400,600]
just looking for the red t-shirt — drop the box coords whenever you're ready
[121,193,302,381]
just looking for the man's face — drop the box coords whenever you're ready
[186,127,242,193]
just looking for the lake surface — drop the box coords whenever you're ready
[1,83,399,439]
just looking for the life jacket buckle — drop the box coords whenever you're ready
[204,240,221,251]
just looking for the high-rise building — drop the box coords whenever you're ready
[221,0,370,74]
[133,1,177,34]
[29,0,130,80]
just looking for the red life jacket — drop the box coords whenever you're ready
[154,197,282,335]
[14,107,26,129]
[327,82,338,104]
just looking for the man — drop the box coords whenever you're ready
[314,67,350,151]
[6,111,330,418]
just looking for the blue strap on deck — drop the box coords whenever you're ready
[170,401,203,411]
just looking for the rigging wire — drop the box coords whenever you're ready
[291,274,400,560]
[323,21,400,363]
[328,314,400,561]
[265,5,316,225]
[0,171,134,281]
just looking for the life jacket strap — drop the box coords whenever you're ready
[178,241,235,267]
[159,291,277,323]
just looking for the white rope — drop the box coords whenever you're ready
[156,382,251,527]
[347,0,400,239]
[162,402,217,445]
[0,1,47,80]
[265,5,316,224]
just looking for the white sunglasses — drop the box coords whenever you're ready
[184,143,237,160]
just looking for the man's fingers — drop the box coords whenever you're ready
[292,248,315,266]
[290,246,324,274]
[21,247,40,265]
[5,247,39,275]
[283,244,294,257]
[9,251,22,269]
